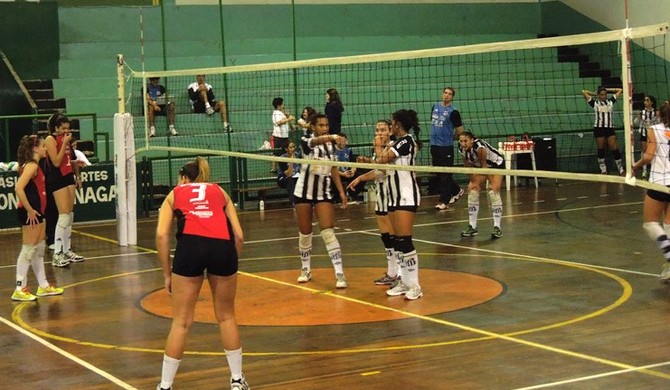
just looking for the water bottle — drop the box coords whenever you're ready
[259,200,265,211]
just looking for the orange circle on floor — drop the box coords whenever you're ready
[141,268,504,326]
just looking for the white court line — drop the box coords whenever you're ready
[514,360,670,389]
[0,252,154,270]
[0,315,138,389]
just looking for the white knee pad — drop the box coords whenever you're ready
[299,232,313,250]
[57,213,72,229]
[35,241,46,258]
[19,244,37,264]
[320,228,337,246]
[488,190,502,207]
[644,222,666,241]
[467,190,480,206]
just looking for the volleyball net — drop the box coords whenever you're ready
[114,23,670,242]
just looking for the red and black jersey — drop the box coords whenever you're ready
[17,161,47,215]
[173,183,231,240]
[55,134,74,176]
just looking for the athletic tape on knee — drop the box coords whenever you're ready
[298,232,313,250]
[320,228,338,247]
[468,190,480,206]
[489,190,502,207]
[57,213,72,229]
[643,222,666,242]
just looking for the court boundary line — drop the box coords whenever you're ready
[514,360,670,389]
[0,315,138,389]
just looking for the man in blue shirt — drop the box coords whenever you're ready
[430,87,465,210]
[145,77,178,137]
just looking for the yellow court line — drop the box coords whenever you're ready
[11,249,668,380]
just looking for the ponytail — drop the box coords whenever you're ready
[179,156,211,183]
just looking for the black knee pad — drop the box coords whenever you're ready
[394,235,415,254]
[381,233,395,248]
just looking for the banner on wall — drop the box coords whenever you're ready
[0,163,116,230]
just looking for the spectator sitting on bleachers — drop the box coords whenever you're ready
[187,74,231,132]
[145,77,178,137]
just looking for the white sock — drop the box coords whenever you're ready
[32,241,49,288]
[205,102,212,108]
[385,246,397,277]
[64,212,74,253]
[615,159,624,173]
[598,158,607,173]
[225,347,243,380]
[16,245,32,290]
[489,190,503,228]
[298,233,312,273]
[160,354,181,389]
[395,248,407,282]
[644,222,670,262]
[325,240,344,275]
[403,250,419,287]
[55,214,67,254]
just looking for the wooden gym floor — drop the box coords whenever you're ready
[1,180,669,389]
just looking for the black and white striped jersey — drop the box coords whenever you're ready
[372,152,389,214]
[293,132,336,201]
[386,134,420,208]
[639,108,658,132]
[587,96,617,128]
[458,139,504,168]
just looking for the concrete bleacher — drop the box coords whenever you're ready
[50,2,628,193]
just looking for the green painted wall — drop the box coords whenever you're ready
[0,2,59,79]
[54,1,543,140]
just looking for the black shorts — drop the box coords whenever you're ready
[193,100,218,114]
[388,205,418,213]
[17,207,45,225]
[294,196,332,205]
[647,188,670,203]
[486,162,505,170]
[593,127,616,138]
[47,172,75,193]
[273,137,289,156]
[640,127,648,142]
[172,234,238,277]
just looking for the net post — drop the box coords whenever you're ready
[114,113,128,246]
[115,53,137,246]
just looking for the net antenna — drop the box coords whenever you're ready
[623,0,635,177]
